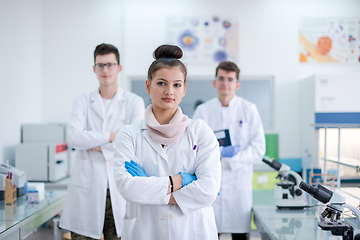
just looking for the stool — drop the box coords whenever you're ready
[63,232,104,239]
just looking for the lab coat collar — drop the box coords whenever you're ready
[141,120,167,161]
[141,119,147,130]
[216,95,238,108]
[90,90,105,119]
[89,87,125,120]
[112,87,125,101]
[228,95,238,108]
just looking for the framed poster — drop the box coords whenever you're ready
[166,16,239,63]
[299,18,360,63]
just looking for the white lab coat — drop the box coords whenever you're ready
[113,118,221,240]
[193,96,265,233]
[59,87,145,239]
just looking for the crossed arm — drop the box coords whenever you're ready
[124,160,196,204]
[90,132,118,151]
[113,121,221,214]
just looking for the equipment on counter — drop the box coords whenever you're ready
[300,181,360,240]
[262,157,307,209]
[20,123,76,176]
[21,124,67,143]
[15,123,76,182]
[0,174,6,200]
[26,182,45,203]
[15,142,68,182]
[0,164,26,197]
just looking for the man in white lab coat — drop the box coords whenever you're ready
[60,43,145,239]
[193,61,265,240]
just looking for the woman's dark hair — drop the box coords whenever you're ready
[147,44,187,82]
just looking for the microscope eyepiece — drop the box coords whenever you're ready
[262,158,282,171]
[299,181,317,195]
[262,158,270,164]
[299,181,333,204]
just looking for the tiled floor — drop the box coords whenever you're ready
[24,227,262,240]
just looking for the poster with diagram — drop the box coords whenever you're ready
[299,18,360,63]
[166,16,238,63]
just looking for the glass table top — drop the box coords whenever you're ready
[252,188,360,240]
[0,190,66,234]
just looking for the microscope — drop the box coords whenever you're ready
[262,157,307,209]
[300,181,360,240]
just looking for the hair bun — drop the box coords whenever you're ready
[153,44,183,60]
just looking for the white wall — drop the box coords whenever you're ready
[41,0,124,123]
[2,0,360,164]
[0,0,43,165]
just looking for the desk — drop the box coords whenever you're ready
[252,189,360,240]
[0,190,66,240]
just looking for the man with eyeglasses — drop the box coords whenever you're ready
[193,61,265,240]
[60,43,145,240]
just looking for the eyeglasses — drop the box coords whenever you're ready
[94,63,118,70]
[216,77,238,82]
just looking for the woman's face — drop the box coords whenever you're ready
[146,66,186,113]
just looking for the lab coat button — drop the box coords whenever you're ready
[103,121,106,126]
[169,214,174,219]
[106,162,109,166]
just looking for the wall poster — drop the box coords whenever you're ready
[166,16,238,63]
[299,18,360,63]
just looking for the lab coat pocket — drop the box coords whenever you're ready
[122,217,139,240]
[70,158,90,189]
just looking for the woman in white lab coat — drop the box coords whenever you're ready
[113,44,221,240]
[60,87,145,239]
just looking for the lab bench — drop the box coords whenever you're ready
[252,188,360,240]
[0,190,66,239]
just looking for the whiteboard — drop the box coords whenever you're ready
[130,75,274,130]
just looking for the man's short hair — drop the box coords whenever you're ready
[94,43,120,64]
[215,61,240,80]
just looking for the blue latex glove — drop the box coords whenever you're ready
[125,160,148,177]
[221,145,240,158]
[179,171,197,187]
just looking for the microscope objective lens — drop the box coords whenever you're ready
[330,212,336,222]
[321,208,330,218]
